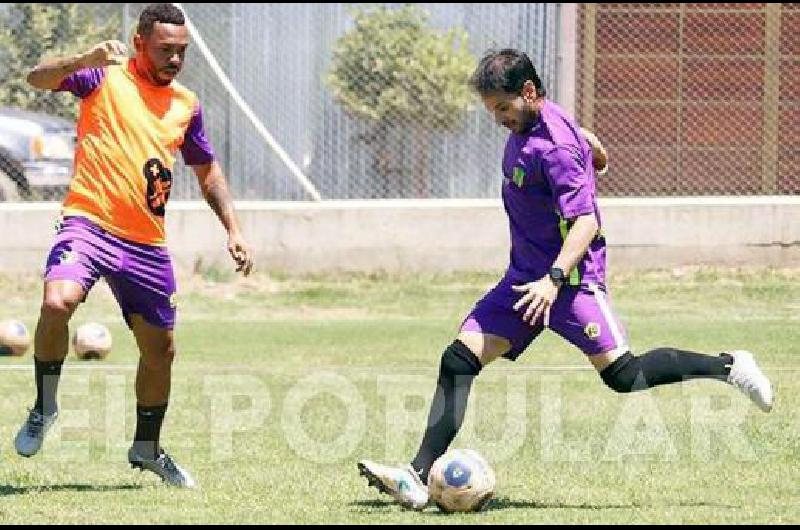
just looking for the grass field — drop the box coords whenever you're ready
[0,268,797,523]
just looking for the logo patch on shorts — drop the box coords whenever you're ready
[169,293,178,309]
[512,166,526,188]
[584,322,601,339]
[59,250,78,265]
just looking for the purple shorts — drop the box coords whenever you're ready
[461,273,628,360]
[44,216,177,329]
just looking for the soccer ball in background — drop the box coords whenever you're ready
[73,322,112,360]
[428,449,496,513]
[0,319,31,356]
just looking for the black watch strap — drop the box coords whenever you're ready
[549,267,566,286]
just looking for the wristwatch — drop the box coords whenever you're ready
[548,266,566,287]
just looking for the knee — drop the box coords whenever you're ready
[140,342,176,371]
[40,294,80,322]
[599,352,640,393]
[440,340,483,378]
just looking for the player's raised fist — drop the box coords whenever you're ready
[80,40,129,68]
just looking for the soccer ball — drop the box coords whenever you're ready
[73,322,112,360]
[428,449,496,513]
[0,319,31,356]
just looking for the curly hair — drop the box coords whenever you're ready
[137,3,185,36]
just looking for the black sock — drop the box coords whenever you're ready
[133,404,168,459]
[601,348,733,392]
[34,358,64,416]
[411,340,482,484]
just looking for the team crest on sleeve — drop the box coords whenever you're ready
[584,322,601,339]
[169,293,178,309]
[512,166,526,188]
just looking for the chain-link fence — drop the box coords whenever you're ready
[137,3,560,201]
[1,3,796,201]
[0,3,558,201]
[0,3,120,201]
[577,3,799,196]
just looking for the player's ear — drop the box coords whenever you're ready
[521,80,538,103]
[133,33,145,54]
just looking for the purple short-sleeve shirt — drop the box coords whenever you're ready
[500,100,606,287]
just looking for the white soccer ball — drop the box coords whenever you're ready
[73,322,112,360]
[428,449,496,513]
[0,319,31,356]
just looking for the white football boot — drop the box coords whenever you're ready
[358,460,429,510]
[15,409,58,457]
[128,446,198,489]
[726,350,774,412]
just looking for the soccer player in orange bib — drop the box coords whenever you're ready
[17,3,254,488]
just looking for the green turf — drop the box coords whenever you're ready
[0,268,797,523]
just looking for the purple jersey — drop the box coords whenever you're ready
[501,100,606,287]
[57,66,215,165]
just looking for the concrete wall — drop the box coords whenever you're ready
[1,198,798,273]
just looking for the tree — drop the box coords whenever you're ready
[326,5,476,198]
[0,3,121,120]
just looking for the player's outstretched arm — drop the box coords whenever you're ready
[192,161,254,276]
[27,40,128,90]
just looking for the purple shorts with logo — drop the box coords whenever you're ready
[461,272,628,360]
[44,216,177,329]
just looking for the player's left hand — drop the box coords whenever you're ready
[227,231,254,276]
[511,276,560,326]
[580,127,608,175]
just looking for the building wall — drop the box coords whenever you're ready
[577,3,799,196]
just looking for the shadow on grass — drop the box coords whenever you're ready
[350,499,396,509]
[350,495,739,513]
[0,484,143,496]
[485,496,739,511]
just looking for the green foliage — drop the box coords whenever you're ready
[326,5,476,130]
[0,3,121,120]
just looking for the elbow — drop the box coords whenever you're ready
[25,69,38,88]
[579,213,600,234]
[591,219,601,239]
[590,215,600,234]
[26,67,61,90]
[26,69,49,90]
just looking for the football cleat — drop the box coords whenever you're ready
[358,460,429,510]
[726,350,773,412]
[128,446,197,489]
[15,409,58,457]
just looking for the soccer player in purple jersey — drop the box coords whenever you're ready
[358,48,773,510]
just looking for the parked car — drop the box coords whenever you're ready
[0,107,75,201]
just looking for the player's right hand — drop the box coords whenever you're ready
[80,40,129,68]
